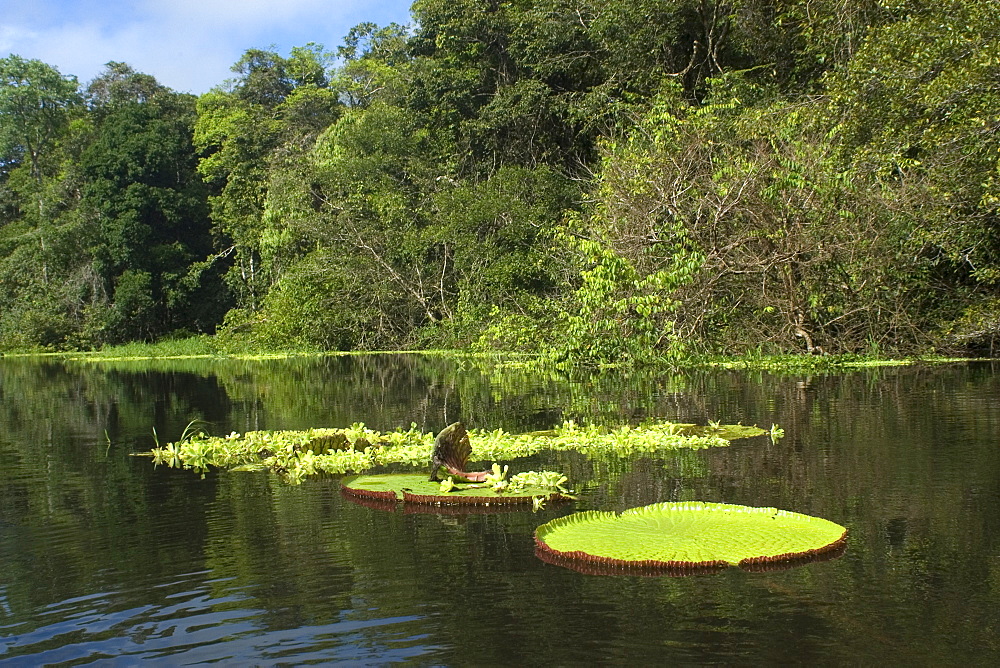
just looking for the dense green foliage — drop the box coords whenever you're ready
[3,1,1000,363]
[148,418,750,484]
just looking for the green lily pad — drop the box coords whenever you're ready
[342,473,570,506]
[535,502,847,573]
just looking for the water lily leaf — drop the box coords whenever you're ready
[429,422,490,481]
[535,502,847,573]
[342,473,570,506]
[434,422,471,470]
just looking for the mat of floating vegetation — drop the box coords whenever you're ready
[148,420,768,484]
[342,473,571,506]
[534,502,847,574]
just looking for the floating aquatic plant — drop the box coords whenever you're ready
[769,423,785,443]
[147,419,767,484]
[341,472,573,507]
[466,420,763,462]
[534,502,847,574]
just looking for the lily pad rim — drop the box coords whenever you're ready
[341,473,572,506]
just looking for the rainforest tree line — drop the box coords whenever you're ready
[2,0,999,363]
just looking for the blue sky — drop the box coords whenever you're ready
[1,0,414,94]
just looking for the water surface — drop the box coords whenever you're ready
[1,355,998,665]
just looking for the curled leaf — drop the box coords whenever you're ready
[429,423,490,481]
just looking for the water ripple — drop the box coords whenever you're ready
[0,571,435,666]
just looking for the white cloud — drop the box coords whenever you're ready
[2,0,412,94]
[0,25,38,53]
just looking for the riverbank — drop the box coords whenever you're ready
[1,335,989,372]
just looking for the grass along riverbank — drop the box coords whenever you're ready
[1,335,990,370]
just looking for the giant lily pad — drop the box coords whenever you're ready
[535,502,847,573]
[342,473,571,506]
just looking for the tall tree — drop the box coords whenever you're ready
[86,61,165,110]
[195,47,340,312]
[0,55,83,305]
[0,55,82,182]
[81,81,221,341]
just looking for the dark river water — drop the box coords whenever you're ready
[1,354,998,666]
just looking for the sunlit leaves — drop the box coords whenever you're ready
[193,46,341,314]
[0,55,82,179]
[148,419,754,484]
